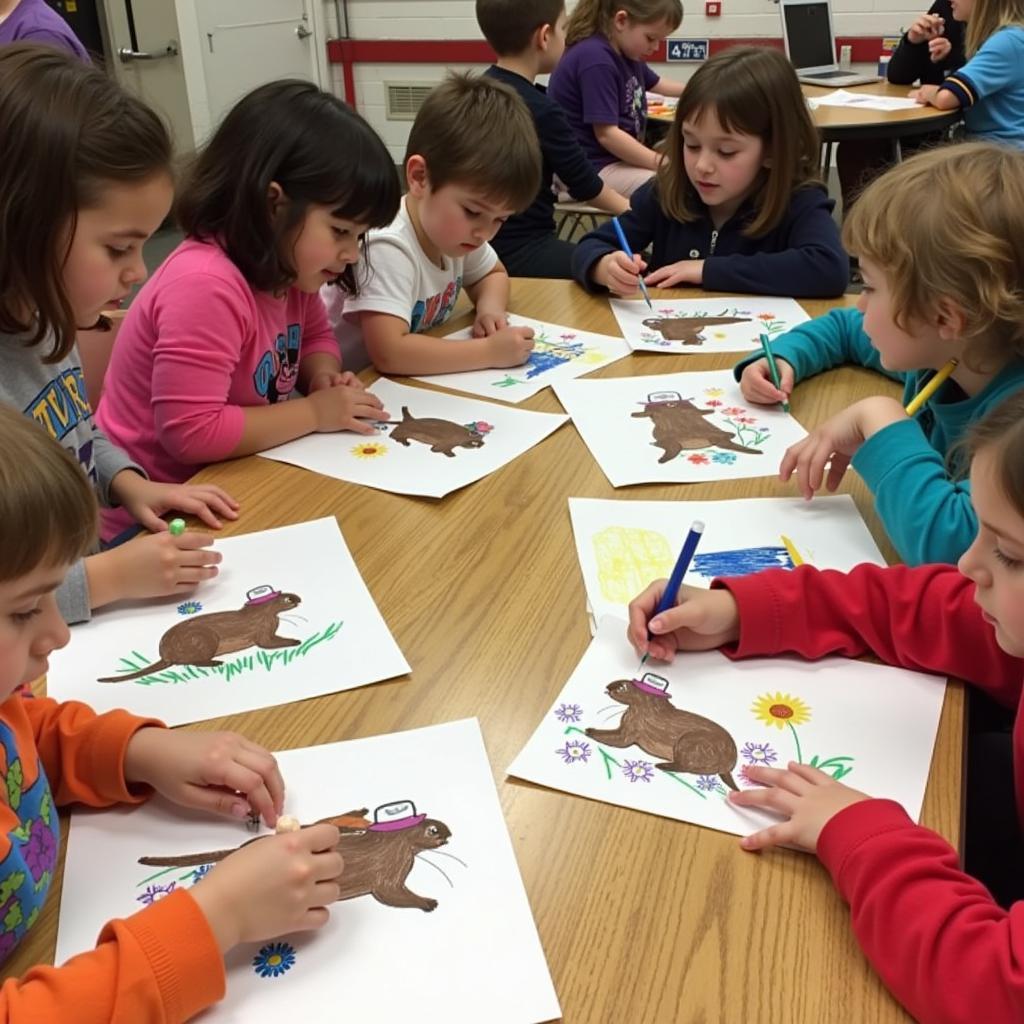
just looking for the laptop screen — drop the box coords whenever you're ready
[783,2,835,70]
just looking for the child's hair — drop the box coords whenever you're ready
[404,73,542,211]
[565,0,682,46]
[965,390,1024,517]
[0,406,97,582]
[476,0,565,54]
[844,142,1024,373]
[965,0,1024,56]
[177,80,400,296]
[656,47,822,237]
[0,43,172,364]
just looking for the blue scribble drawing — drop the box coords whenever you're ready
[493,333,590,388]
[691,546,794,580]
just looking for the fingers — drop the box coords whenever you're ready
[215,761,279,826]
[741,361,786,405]
[134,507,165,533]
[779,435,834,499]
[236,744,286,818]
[738,822,796,852]
[179,784,253,820]
[299,823,342,852]
[176,496,223,529]
[644,267,684,288]
[626,580,668,653]
[825,452,851,492]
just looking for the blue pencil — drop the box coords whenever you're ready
[611,216,653,310]
[640,520,705,668]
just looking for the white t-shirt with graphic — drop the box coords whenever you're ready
[326,195,499,371]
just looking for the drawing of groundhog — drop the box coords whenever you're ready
[586,675,739,790]
[386,406,486,457]
[138,801,453,912]
[632,392,762,463]
[642,315,752,346]
[98,585,302,683]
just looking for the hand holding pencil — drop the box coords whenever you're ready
[627,583,740,663]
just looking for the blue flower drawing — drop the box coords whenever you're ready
[252,942,296,978]
[177,600,203,616]
[710,451,737,465]
[189,863,213,885]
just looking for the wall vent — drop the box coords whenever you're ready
[385,83,434,120]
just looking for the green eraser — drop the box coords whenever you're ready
[168,518,186,536]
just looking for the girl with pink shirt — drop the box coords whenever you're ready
[97,80,401,538]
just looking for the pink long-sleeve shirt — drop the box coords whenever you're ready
[95,238,340,537]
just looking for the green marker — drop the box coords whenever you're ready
[759,333,790,413]
[168,518,186,536]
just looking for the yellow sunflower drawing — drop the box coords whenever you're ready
[351,441,388,459]
[752,692,812,730]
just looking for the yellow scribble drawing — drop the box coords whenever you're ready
[593,526,675,603]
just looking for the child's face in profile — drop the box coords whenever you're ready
[538,10,569,74]
[960,448,1024,656]
[612,14,673,61]
[286,204,371,294]
[681,110,766,221]
[0,564,71,700]
[411,175,516,260]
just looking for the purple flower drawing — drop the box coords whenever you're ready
[22,820,56,882]
[554,703,584,723]
[136,881,177,906]
[740,741,779,767]
[696,774,724,792]
[622,760,655,783]
[556,740,591,764]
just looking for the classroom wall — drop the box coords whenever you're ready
[321,0,926,161]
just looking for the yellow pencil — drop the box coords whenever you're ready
[780,535,805,567]
[905,358,958,417]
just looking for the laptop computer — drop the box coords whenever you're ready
[780,0,880,88]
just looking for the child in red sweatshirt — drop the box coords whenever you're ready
[627,389,1024,1024]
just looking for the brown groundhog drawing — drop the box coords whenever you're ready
[642,315,752,346]
[632,392,762,463]
[138,801,454,912]
[586,675,739,790]
[98,585,302,683]
[386,406,486,457]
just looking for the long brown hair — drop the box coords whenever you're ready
[965,0,1024,55]
[565,0,682,46]
[0,44,172,363]
[656,47,822,237]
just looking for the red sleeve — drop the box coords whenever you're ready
[24,698,162,808]
[0,889,225,1022]
[815,799,1024,1023]
[716,563,1023,707]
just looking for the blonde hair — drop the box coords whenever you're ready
[0,406,97,582]
[565,0,682,46]
[657,47,822,236]
[843,142,1024,372]
[965,391,1024,517]
[965,0,1024,56]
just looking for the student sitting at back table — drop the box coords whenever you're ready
[573,47,848,298]
[547,0,684,198]
[910,0,1024,147]
[737,143,1024,566]
[0,0,89,59]
[477,0,630,279]
[626,389,1024,1023]
[328,74,542,376]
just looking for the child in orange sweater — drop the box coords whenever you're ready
[0,405,343,1021]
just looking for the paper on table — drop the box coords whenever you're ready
[810,89,920,110]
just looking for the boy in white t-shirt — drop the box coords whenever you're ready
[327,73,543,374]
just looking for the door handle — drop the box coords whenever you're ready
[118,40,179,62]
[295,23,312,39]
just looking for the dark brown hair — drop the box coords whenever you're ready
[565,0,682,45]
[656,46,823,237]
[0,405,97,581]
[964,391,1024,517]
[476,0,565,54]
[177,80,401,295]
[404,73,542,211]
[0,43,172,363]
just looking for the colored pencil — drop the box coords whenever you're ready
[611,216,653,310]
[905,358,957,416]
[640,520,705,668]
[759,333,790,412]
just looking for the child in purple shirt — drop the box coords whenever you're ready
[0,0,89,59]
[548,0,683,197]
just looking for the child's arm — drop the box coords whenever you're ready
[592,124,661,169]
[464,264,510,335]
[915,28,1021,108]
[649,76,685,97]
[578,61,661,169]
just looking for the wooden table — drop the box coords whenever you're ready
[16,279,964,1022]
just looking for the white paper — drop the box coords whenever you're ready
[554,370,807,487]
[56,720,560,1024]
[413,314,631,403]
[259,378,567,497]
[811,89,920,111]
[569,496,887,633]
[508,621,946,837]
[610,296,810,354]
[47,518,409,726]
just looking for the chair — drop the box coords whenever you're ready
[554,201,608,241]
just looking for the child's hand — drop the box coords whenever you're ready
[740,357,795,405]
[123,727,286,827]
[112,471,239,531]
[307,370,365,393]
[929,36,952,62]
[728,761,871,853]
[190,824,343,952]
[306,384,386,435]
[907,11,943,43]
[472,311,509,337]
[779,396,905,499]
[94,530,222,604]
[593,251,647,295]
[910,84,940,105]
[643,260,704,288]
[627,582,740,663]
[485,325,535,367]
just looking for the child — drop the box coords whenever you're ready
[0,44,237,625]
[96,79,401,540]
[547,0,684,197]
[910,0,1024,146]
[574,47,848,297]
[330,74,542,375]
[0,0,90,59]
[737,142,1024,566]
[626,388,1024,1022]
[0,403,344,1018]
[477,0,630,279]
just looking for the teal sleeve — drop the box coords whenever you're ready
[733,307,900,384]
[851,417,977,565]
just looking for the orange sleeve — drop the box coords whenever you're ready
[0,889,225,1022]
[22,698,163,808]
